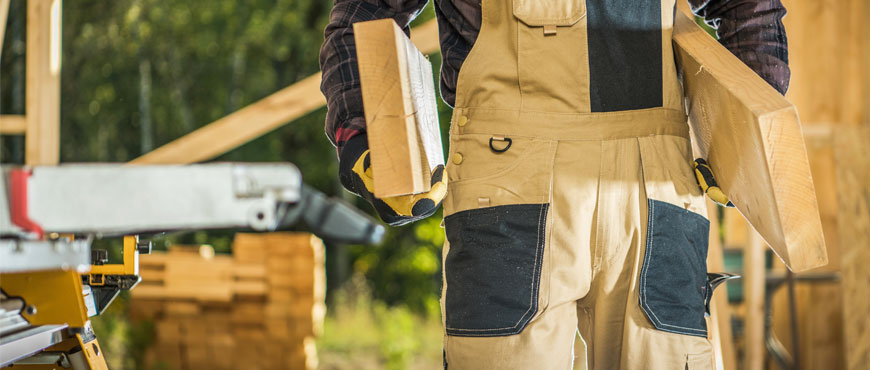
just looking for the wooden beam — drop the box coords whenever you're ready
[25,0,61,165]
[865,0,870,127]
[706,201,736,370]
[131,19,440,165]
[0,0,9,61]
[743,229,766,370]
[673,11,827,272]
[354,19,442,197]
[0,114,26,134]
[836,127,870,370]
[130,73,324,165]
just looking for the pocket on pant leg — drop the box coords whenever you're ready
[443,203,549,337]
[639,199,710,337]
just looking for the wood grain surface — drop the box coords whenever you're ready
[673,11,827,272]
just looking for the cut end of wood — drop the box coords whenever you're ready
[355,19,442,198]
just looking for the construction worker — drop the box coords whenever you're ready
[319,0,789,368]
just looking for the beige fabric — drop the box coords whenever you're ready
[440,0,714,368]
[442,120,713,370]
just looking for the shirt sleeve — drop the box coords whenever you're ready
[319,0,429,155]
[688,0,790,95]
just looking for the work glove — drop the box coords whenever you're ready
[693,158,734,207]
[339,135,447,226]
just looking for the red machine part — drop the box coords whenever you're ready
[9,169,44,238]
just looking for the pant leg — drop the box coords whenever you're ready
[443,298,578,369]
[576,136,714,370]
[441,140,601,369]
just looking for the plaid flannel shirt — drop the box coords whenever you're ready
[319,0,790,156]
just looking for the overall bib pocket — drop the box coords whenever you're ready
[513,0,586,27]
[637,135,711,337]
[513,0,590,112]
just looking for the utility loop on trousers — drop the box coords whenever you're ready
[489,136,512,153]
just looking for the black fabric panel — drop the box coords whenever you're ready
[443,204,548,337]
[586,0,663,112]
[639,199,710,337]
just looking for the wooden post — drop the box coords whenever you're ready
[0,0,9,61]
[856,2,870,127]
[706,201,736,370]
[744,229,766,370]
[835,127,870,369]
[25,0,61,165]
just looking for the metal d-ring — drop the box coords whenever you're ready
[489,136,512,153]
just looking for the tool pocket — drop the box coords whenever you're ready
[443,203,549,337]
[513,0,586,27]
[637,135,710,337]
[639,199,710,337]
[513,0,590,112]
[442,138,556,337]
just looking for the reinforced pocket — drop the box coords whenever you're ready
[444,203,549,337]
[639,199,710,337]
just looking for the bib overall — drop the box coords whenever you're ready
[440,0,714,368]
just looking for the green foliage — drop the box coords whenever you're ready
[318,276,443,370]
[350,213,445,315]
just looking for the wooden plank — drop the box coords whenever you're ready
[165,301,200,316]
[0,0,9,61]
[706,201,736,370]
[801,131,844,369]
[233,264,267,280]
[673,11,827,272]
[129,19,440,166]
[233,280,267,296]
[353,19,443,197]
[865,0,870,127]
[782,0,864,126]
[25,0,61,165]
[132,284,232,302]
[835,127,870,369]
[743,229,766,370]
[0,115,27,134]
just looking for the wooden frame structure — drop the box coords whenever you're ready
[0,0,62,166]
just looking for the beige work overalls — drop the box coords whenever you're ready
[440,0,714,368]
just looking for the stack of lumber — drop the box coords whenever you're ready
[129,233,326,370]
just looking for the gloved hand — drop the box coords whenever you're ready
[339,135,447,226]
[693,158,734,207]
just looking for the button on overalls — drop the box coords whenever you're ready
[440,0,714,368]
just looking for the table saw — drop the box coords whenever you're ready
[0,163,383,369]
